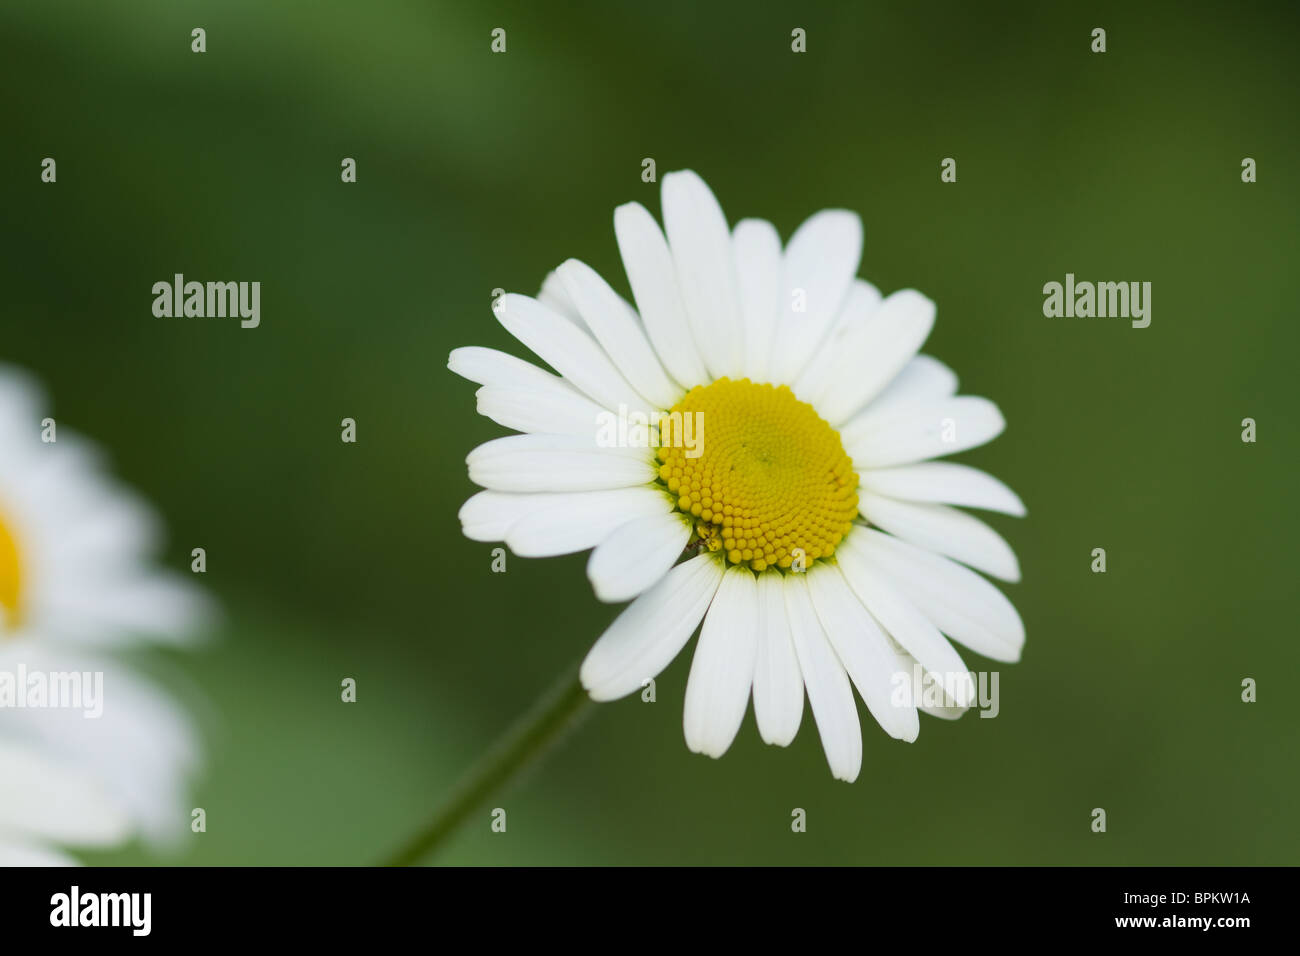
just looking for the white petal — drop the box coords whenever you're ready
[732,218,783,382]
[580,553,724,701]
[9,438,106,521]
[683,566,759,758]
[791,280,881,405]
[835,537,976,707]
[537,269,583,324]
[661,170,744,379]
[41,479,160,567]
[1,648,200,848]
[841,354,958,430]
[769,210,863,384]
[783,573,861,782]
[0,842,79,866]
[467,434,655,492]
[857,529,1025,662]
[448,346,565,392]
[475,384,605,438]
[862,461,1026,516]
[587,510,692,602]
[817,290,936,425]
[901,650,974,719]
[557,259,682,408]
[752,570,803,746]
[504,487,671,557]
[614,202,709,388]
[37,572,210,647]
[458,490,544,541]
[844,396,1005,469]
[0,740,130,846]
[806,564,919,742]
[860,492,1021,582]
[920,699,972,720]
[494,293,651,412]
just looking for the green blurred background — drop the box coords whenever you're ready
[4,0,1297,864]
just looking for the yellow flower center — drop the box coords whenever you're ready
[0,506,23,632]
[656,378,859,571]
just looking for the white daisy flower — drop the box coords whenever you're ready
[0,364,208,862]
[450,170,1024,782]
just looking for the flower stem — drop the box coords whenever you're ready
[383,666,593,866]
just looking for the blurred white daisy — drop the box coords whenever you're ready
[0,364,208,863]
[451,171,1024,782]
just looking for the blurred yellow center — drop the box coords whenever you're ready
[656,378,859,571]
[0,508,22,632]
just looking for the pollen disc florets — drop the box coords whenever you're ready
[656,378,859,571]
[0,508,22,632]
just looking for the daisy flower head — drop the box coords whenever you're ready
[451,171,1024,782]
[0,364,209,863]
